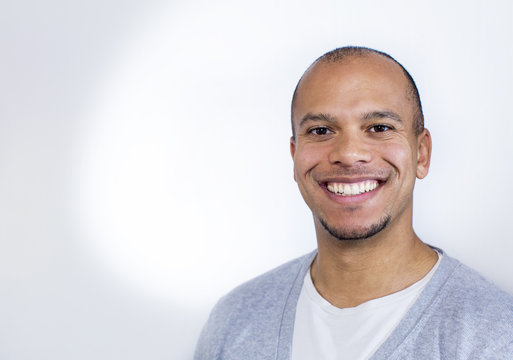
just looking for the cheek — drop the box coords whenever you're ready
[294,145,325,175]
[378,141,415,175]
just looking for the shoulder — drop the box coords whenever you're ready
[441,256,513,323]
[194,251,315,360]
[216,251,314,311]
[414,254,513,358]
[383,252,513,359]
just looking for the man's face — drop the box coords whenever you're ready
[290,55,431,241]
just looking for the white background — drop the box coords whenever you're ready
[2,0,512,359]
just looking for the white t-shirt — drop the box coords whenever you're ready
[291,253,441,360]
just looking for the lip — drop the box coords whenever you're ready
[319,175,388,184]
[319,178,386,204]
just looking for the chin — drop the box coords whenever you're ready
[319,215,391,241]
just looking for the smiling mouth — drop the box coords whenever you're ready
[326,180,380,196]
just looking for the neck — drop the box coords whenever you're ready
[311,219,438,308]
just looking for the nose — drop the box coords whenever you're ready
[328,131,372,166]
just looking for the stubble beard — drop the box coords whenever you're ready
[319,214,391,241]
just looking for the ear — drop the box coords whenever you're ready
[290,136,297,182]
[290,136,296,158]
[416,129,432,179]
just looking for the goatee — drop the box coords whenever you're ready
[319,215,391,241]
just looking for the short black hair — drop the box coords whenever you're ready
[291,46,424,138]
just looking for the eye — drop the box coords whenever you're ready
[308,126,333,136]
[368,124,393,133]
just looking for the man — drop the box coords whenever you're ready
[194,46,513,359]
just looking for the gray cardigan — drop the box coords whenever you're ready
[194,250,513,359]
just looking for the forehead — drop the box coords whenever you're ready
[293,55,412,124]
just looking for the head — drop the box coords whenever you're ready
[290,46,431,242]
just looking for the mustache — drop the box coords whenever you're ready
[315,166,390,179]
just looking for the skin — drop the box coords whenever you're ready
[290,54,437,308]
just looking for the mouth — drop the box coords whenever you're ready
[325,179,382,196]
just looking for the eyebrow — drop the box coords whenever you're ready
[361,110,403,123]
[298,110,403,129]
[298,112,337,128]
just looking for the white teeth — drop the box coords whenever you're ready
[327,180,379,196]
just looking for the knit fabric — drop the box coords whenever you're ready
[194,249,513,360]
